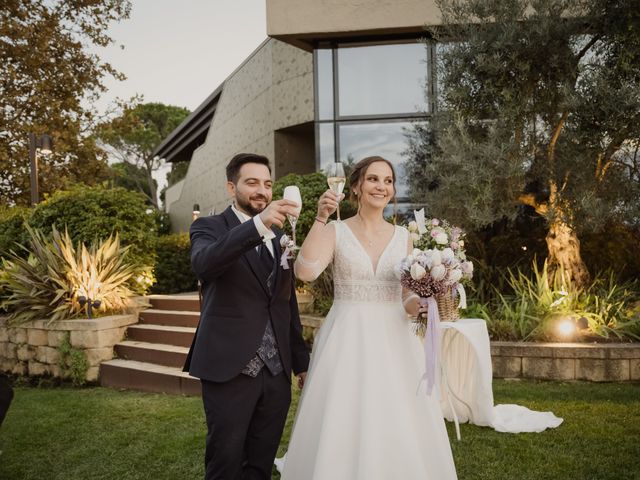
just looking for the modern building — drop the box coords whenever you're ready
[156,0,443,231]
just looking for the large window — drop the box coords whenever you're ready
[337,43,429,117]
[315,40,435,201]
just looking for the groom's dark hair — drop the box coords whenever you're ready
[226,153,271,184]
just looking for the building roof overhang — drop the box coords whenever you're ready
[266,0,442,51]
[152,84,223,163]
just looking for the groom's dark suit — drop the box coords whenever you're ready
[185,206,309,480]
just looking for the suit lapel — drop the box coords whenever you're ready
[221,207,271,298]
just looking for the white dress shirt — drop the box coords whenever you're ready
[231,204,276,257]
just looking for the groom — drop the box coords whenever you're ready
[185,153,310,480]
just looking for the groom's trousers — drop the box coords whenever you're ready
[201,369,290,480]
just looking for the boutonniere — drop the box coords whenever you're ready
[279,234,295,270]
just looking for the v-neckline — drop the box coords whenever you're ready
[341,222,397,277]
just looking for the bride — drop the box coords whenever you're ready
[281,156,457,480]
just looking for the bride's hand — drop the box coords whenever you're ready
[316,189,343,222]
[403,294,426,317]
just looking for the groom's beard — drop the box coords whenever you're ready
[236,194,270,217]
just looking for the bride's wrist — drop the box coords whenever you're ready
[315,214,329,225]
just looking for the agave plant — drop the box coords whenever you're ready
[0,225,137,324]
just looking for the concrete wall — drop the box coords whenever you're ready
[168,39,314,232]
[267,0,442,47]
[275,122,316,176]
[164,179,184,214]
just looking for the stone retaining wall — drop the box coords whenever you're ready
[0,314,138,382]
[491,341,640,382]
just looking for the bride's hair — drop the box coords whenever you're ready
[349,156,398,216]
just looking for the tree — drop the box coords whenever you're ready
[405,0,640,288]
[108,161,157,203]
[0,0,131,206]
[96,102,191,209]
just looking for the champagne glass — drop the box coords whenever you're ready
[325,162,346,221]
[283,185,302,248]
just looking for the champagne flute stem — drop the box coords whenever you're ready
[337,202,341,222]
[292,224,297,247]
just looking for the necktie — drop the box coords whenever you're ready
[258,242,274,275]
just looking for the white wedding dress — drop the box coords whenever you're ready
[280,222,457,480]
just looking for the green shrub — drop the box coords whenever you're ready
[0,225,137,324]
[151,233,197,294]
[0,206,31,260]
[28,185,157,272]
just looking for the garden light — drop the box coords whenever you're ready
[28,133,54,205]
[556,318,576,338]
[77,296,101,319]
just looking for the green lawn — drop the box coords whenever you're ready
[0,380,638,480]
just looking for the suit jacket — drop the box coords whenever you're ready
[184,206,310,383]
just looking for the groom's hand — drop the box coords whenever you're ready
[297,372,307,390]
[259,199,300,229]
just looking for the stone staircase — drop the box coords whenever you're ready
[99,295,201,396]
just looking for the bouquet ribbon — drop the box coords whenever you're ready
[280,247,293,270]
[414,208,427,235]
[456,284,467,309]
[420,296,441,396]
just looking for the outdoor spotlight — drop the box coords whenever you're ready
[556,318,576,338]
[576,316,589,330]
[77,295,101,319]
[192,203,201,222]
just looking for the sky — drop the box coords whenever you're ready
[91,1,268,197]
[95,0,268,113]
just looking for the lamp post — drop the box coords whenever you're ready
[28,133,53,206]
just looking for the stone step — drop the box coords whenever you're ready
[147,294,200,312]
[138,309,200,328]
[100,359,200,395]
[126,324,195,348]
[115,340,189,368]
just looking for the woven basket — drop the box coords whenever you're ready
[436,290,460,322]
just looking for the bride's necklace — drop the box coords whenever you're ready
[356,214,388,248]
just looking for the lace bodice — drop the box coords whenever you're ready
[295,222,409,304]
[334,222,407,303]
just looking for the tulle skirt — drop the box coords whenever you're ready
[281,300,457,480]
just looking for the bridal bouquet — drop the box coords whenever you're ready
[396,209,473,395]
[398,209,474,325]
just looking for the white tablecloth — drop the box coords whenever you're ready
[438,318,563,435]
